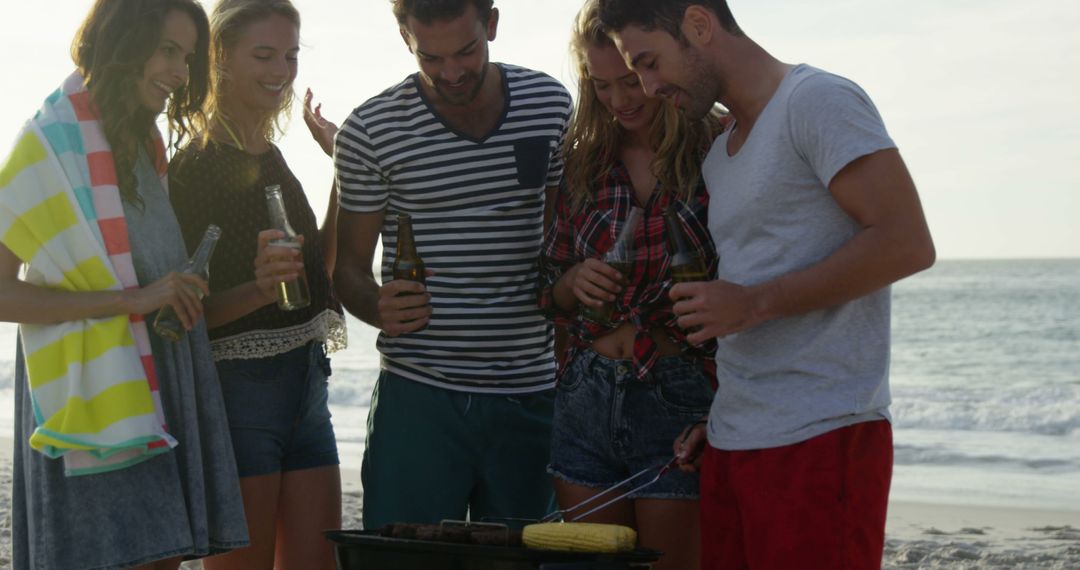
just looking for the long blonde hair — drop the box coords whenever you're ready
[196,0,300,147]
[563,0,722,211]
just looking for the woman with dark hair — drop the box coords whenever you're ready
[0,1,248,568]
[167,0,345,568]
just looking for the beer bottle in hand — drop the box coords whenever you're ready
[582,207,642,326]
[392,213,427,330]
[265,185,311,311]
[153,224,221,341]
[392,214,425,285]
[664,206,709,284]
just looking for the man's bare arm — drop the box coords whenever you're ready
[334,210,432,334]
[673,149,935,341]
[333,210,385,327]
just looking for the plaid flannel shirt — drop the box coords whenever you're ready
[539,163,718,380]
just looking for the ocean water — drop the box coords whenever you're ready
[0,259,1077,511]
[888,259,1080,510]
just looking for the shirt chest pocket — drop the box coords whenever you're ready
[513,138,552,189]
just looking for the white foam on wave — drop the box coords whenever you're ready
[891,383,1080,437]
[325,366,377,408]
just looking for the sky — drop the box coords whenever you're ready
[1,0,1078,259]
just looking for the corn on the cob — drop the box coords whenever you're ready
[522,522,637,553]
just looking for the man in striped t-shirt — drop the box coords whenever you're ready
[333,0,572,529]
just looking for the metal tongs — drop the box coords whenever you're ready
[539,457,678,523]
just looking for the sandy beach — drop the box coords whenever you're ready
[0,437,1077,569]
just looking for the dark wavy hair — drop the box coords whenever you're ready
[391,0,493,26]
[597,0,741,38]
[72,0,210,205]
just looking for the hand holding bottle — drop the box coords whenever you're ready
[670,278,763,343]
[152,224,221,340]
[253,229,305,304]
[130,271,208,330]
[265,185,312,311]
[380,213,431,336]
[567,258,624,309]
[580,207,642,326]
[376,279,432,337]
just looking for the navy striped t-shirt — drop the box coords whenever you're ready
[335,63,572,393]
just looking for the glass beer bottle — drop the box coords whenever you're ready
[265,185,311,311]
[392,213,428,331]
[581,207,642,326]
[153,224,222,341]
[392,213,425,286]
[664,206,709,284]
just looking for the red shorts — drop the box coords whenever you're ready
[699,420,893,570]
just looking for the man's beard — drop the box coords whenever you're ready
[679,49,722,121]
[433,61,490,106]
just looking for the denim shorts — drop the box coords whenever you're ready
[548,350,714,500]
[215,341,339,477]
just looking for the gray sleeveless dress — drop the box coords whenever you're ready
[10,150,249,569]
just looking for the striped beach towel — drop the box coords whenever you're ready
[0,72,177,476]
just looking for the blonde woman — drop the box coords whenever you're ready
[537,1,725,568]
[167,0,346,568]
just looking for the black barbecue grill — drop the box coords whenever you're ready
[325,530,661,570]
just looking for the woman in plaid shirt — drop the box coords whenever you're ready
[537,1,726,568]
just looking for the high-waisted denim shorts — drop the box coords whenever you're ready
[548,350,715,500]
[215,341,339,477]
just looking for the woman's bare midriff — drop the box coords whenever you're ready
[590,321,683,361]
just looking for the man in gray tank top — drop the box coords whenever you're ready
[599,1,936,567]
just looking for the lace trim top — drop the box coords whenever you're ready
[209,308,347,362]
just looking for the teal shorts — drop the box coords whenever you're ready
[361,371,556,530]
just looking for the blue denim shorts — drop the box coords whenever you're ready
[215,342,339,477]
[548,350,714,500]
